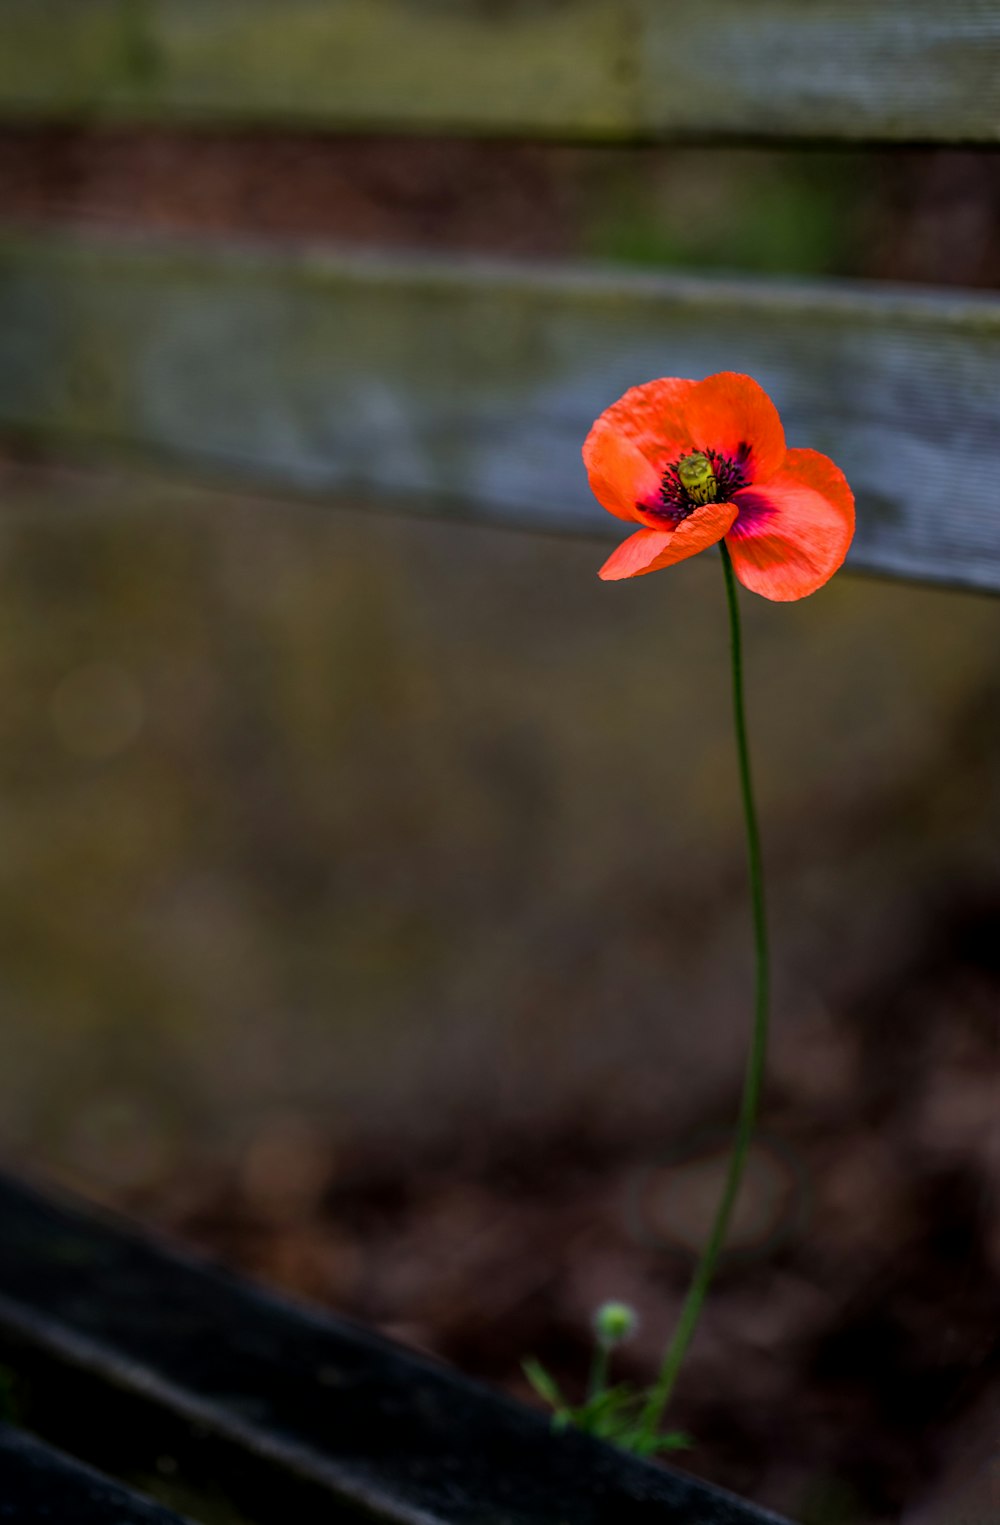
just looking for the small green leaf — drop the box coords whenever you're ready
[626,1429,695,1457]
[659,1430,694,1452]
[522,1357,568,1414]
[576,1384,636,1421]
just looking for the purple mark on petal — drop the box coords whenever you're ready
[730,487,778,536]
[637,495,683,527]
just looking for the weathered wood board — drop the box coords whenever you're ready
[0,0,998,144]
[0,229,999,592]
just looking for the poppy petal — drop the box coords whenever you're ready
[584,375,698,496]
[594,376,697,459]
[583,426,667,522]
[599,500,739,581]
[726,448,855,601]
[679,372,786,485]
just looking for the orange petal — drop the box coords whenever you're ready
[582,426,666,523]
[592,377,698,463]
[583,378,698,524]
[599,500,739,581]
[679,373,786,484]
[725,448,855,601]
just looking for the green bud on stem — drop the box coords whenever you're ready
[594,1301,639,1348]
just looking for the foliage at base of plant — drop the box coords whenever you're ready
[522,1358,692,1458]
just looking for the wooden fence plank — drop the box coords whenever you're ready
[0,1172,790,1525]
[0,0,998,145]
[1,229,999,593]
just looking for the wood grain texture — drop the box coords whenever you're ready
[0,0,999,143]
[1,229,999,592]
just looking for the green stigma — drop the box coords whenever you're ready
[676,452,718,505]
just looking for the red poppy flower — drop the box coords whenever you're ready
[583,372,854,600]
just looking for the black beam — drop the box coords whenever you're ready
[0,1172,790,1525]
[0,1422,191,1522]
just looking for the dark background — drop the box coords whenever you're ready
[2,130,1000,1525]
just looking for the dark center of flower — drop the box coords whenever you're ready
[657,447,750,522]
[676,451,716,504]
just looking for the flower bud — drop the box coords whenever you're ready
[593,1300,638,1347]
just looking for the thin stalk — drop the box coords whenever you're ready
[638,541,771,1445]
[587,1343,610,1403]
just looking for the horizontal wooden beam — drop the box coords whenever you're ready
[0,1,998,144]
[0,1173,789,1524]
[1,229,999,593]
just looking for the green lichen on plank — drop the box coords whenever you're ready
[0,0,999,141]
[0,0,635,135]
[0,1,157,113]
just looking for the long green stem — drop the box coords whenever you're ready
[638,541,771,1444]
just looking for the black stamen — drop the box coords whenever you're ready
[653,448,749,522]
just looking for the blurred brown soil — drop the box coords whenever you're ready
[117,879,1000,1525]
